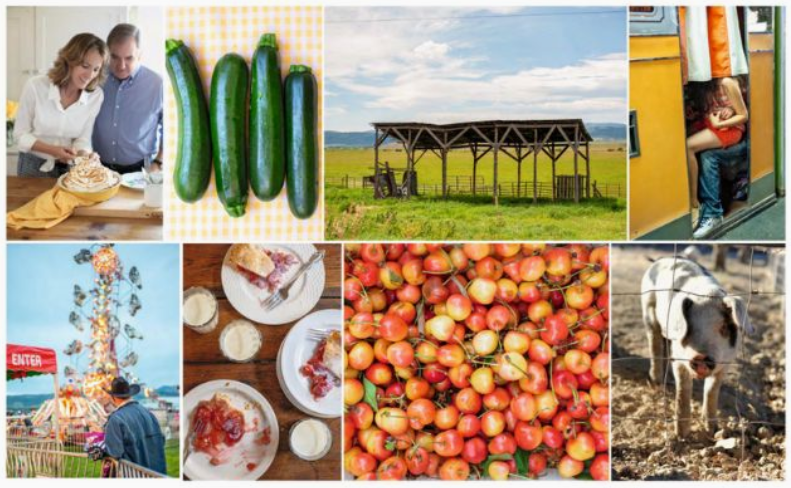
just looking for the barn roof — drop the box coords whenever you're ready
[371,119,592,149]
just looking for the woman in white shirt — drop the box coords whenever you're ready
[14,33,108,177]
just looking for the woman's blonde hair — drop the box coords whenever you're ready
[47,33,108,92]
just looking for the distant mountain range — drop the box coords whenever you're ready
[7,385,179,412]
[326,123,626,147]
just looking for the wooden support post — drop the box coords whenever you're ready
[585,141,591,198]
[472,143,478,196]
[407,146,414,199]
[533,131,538,204]
[441,149,448,199]
[493,127,499,206]
[551,141,556,201]
[516,146,522,198]
[517,161,522,199]
[374,127,382,199]
[573,125,580,203]
[405,130,414,200]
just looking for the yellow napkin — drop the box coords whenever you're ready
[7,187,96,230]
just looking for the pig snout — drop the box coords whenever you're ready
[689,354,717,379]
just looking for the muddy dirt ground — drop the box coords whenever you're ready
[611,245,785,481]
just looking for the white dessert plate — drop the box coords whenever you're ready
[183,380,278,481]
[276,309,342,419]
[121,172,146,190]
[221,244,324,325]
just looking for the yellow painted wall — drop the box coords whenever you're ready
[748,34,775,183]
[629,36,690,239]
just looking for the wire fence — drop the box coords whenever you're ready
[611,244,786,481]
[326,174,625,199]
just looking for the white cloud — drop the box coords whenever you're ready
[326,7,627,127]
[325,7,478,81]
[413,40,450,61]
[334,53,625,117]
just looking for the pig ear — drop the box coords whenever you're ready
[724,296,754,335]
[665,295,692,340]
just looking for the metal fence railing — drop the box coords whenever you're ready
[7,422,95,448]
[115,459,167,479]
[612,244,786,481]
[6,445,165,479]
[7,437,60,450]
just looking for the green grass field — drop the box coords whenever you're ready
[165,438,180,478]
[325,143,627,240]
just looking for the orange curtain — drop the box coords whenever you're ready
[680,6,749,83]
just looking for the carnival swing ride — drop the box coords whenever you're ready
[31,245,148,437]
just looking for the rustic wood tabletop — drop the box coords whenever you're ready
[182,243,341,481]
[7,177,162,241]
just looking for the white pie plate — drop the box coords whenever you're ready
[183,380,279,481]
[121,171,146,190]
[221,244,325,325]
[276,309,342,419]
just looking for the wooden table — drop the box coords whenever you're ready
[7,177,162,241]
[182,244,341,481]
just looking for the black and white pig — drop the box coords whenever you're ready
[641,257,753,437]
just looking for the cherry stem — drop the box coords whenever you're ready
[504,354,529,377]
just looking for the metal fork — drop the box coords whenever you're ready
[261,250,325,310]
[183,417,204,463]
[307,327,335,341]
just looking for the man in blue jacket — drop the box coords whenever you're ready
[102,377,167,475]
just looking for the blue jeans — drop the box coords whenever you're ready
[698,140,749,220]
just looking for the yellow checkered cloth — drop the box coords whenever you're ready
[165,6,323,241]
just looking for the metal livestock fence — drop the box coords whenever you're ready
[326,175,624,199]
[610,244,786,481]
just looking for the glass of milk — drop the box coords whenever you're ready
[289,418,332,461]
[219,320,262,363]
[183,287,219,334]
[144,180,163,208]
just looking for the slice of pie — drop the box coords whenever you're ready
[300,330,342,400]
[192,394,246,465]
[228,244,298,293]
[228,244,275,280]
[322,330,343,379]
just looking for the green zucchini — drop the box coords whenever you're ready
[165,39,211,203]
[249,34,285,201]
[285,65,318,219]
[210,53,249,218]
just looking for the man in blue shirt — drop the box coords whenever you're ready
[93,24,163,174]
[102,377,167,475]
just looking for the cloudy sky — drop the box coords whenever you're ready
[325,7,627,131]
[7,244,180,395]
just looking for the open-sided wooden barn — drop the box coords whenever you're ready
[370,119,593,204]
